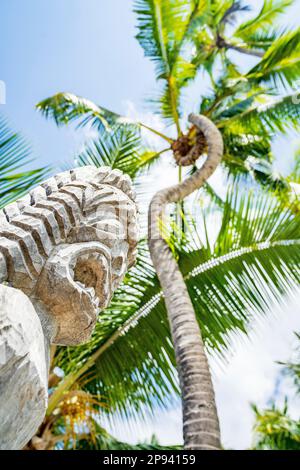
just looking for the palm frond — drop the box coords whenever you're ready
[160,58,197,122]
[236,0,294,39]
[36,92,125,131]
[134,0,197,77]
[76,126,142,179]
[236,28,285,52]
[220,1,251,27]
[0,115,47,207]
[252,403,300,450]
[217,93,300,133]
[246,28,300,89]
[134,0,208,128]
[200,83,292,187]
[220,130,284,188]
[37,92,173,144]
[288,148,300,184]
[76,125,167,179]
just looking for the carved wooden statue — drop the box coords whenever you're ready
[0,166,138,449]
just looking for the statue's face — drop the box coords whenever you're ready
[32,188,137,345]
[0,167,138,346]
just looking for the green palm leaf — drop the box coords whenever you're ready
[76,125,166,179]
[37,92,173,143]
[235,28,285,53]
[217,93,300,133]
[36,92,123,131]
[221,133,284,190]
[0,116,47,207]
[247,28,300,89]
[252,403,300,450]
[288,148,300,184]
[76,126,142,178]
[252,333,300,450]
[219,1,251,27]
[235,0,294,40]
[134,0,198,76]
[134,0,209,129]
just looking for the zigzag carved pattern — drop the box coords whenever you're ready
[0,166,137,292]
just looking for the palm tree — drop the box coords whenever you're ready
[34,0,300,448]
[148,114,223,449]
[252,333,300,450]
[25,376,178,450]
[36,68,300,208]
[187,0,296,60]
[252,402,300,450]
[39,177,300,449]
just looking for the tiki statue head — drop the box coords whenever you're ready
[0,166,138,345]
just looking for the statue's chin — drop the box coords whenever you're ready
[31,290,98,346]
[50,295,99,346]
[53,321,97,346]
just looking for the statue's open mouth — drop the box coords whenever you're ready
[69,246,112,311]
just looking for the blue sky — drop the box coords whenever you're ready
[1,0,300,449]
[0,0,156,168]
[1,0,299,172]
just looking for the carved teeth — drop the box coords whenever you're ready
[86,287,95,298]
[75,282,98,304]
[93,297,100,307]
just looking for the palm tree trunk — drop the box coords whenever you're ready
[148,114,223,450]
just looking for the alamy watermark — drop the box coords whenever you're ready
[0,80,6,104]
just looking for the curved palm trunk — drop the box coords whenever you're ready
[148,114,223,450]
